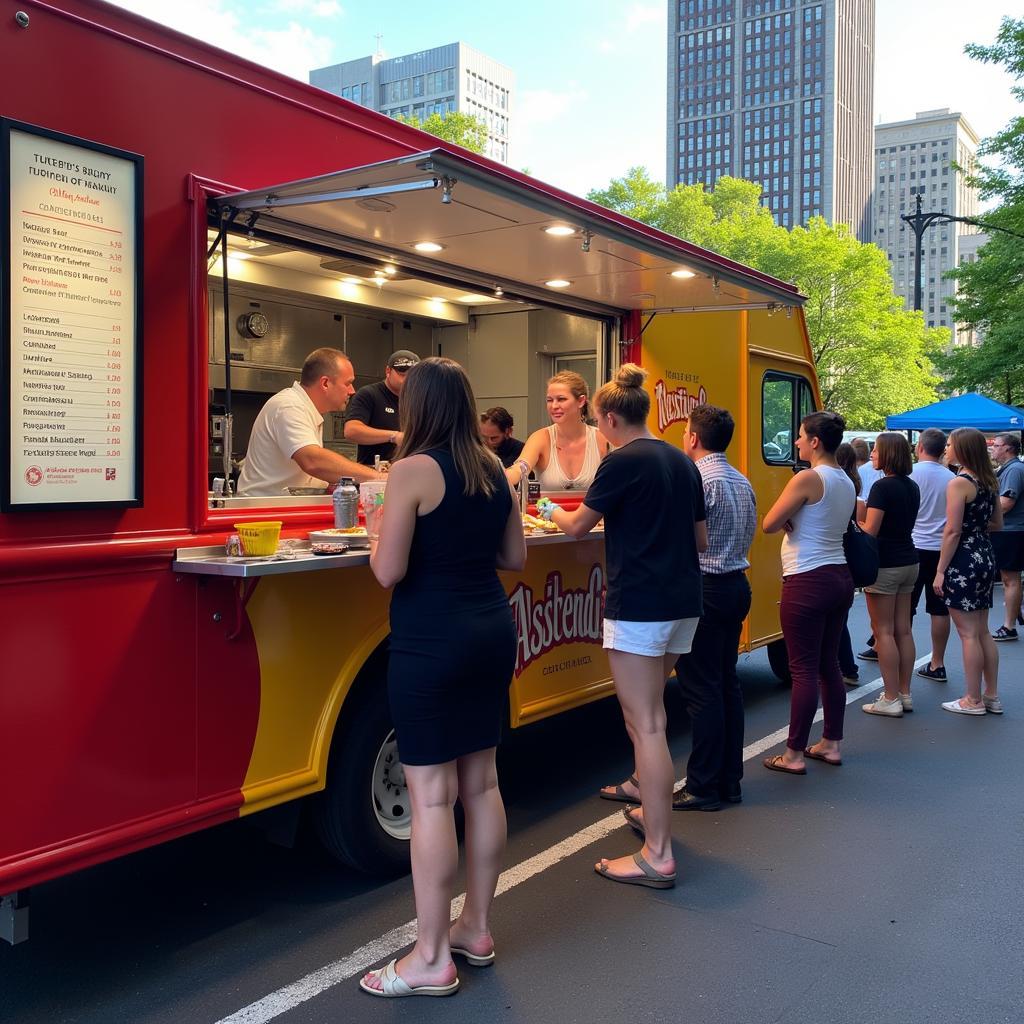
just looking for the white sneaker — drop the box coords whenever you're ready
[899,692,913,712]
[941,698,986,716]
[863,695,904,717]
[983,695,1004,715]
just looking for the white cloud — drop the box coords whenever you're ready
[516,86,588,126]
[625,3,664,32]
[106,0,337,80]
[269,0,343,16]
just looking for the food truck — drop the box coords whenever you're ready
[0,0,819,941]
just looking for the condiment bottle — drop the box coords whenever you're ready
[333,477,358,529]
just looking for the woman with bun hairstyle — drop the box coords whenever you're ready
[505,370,610,492]
[934,427,1003,715]
[762,412,856,773]
[540,364,707,889]
[361,358,526,998]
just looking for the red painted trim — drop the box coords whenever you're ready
[0,791,242,893]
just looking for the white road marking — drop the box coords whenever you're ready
[214,657,925,1024]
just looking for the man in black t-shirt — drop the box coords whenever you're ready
[344,350,419,465]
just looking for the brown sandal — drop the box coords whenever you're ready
[763,754,806,775]
[598,774,639,803]
[804,747,842,766]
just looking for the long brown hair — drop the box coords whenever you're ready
[835,442,862,495]
[948,427,998,493]
[393,357,501,497]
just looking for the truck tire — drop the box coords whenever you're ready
[766,638,792,684]
[312,686,412,876]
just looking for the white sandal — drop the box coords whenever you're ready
[359,959,460,997]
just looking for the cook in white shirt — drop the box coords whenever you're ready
[237,348,383,496]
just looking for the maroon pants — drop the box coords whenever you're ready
[780,563,854,752]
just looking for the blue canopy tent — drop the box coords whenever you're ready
[886,393,1024,433]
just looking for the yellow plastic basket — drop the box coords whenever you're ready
[234,521,282,556]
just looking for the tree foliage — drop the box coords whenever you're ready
[943,17,1024,406]
[586,169,940,427]
[393,111,488,155]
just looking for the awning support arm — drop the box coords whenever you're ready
[223,177,442,212]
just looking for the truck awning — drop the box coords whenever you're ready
[213,149,804,317]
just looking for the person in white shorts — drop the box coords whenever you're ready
[539,364,707,891]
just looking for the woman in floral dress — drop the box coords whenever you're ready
[933,428,1004,715]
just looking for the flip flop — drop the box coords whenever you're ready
[804,747,842,767]
[595,851,676,889]
[763,754,806,775]
[622,806,645,837]
[359,960,460,998]
[599,774,639,803]
[451,945,495,967]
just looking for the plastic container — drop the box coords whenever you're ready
[360,480,386,538]
[333,477,359,529]
[234,521,282,556]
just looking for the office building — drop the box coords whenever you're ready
[954,230,988,347]
[667,0,875,241]
[311,43,513,164]
[873,109,980,341]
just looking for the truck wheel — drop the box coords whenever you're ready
[766,638,792,684]
[312,690,412,876]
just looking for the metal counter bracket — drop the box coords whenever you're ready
[228,578,261,642]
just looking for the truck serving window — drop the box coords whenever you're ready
[762,371,816,465]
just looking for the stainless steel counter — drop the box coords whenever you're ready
[173,529,602,578]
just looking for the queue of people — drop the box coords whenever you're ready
[238,351,1014,998]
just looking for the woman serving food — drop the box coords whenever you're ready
[505,371,610,491]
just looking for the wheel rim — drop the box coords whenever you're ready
[371,729,411,841]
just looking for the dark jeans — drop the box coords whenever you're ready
[675,572,752,797]
[780,563,854,752]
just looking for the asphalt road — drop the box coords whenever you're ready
[3,593,1022,1024]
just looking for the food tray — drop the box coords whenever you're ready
[309,527,370,549]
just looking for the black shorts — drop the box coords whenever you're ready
[911,548,949,617]
[991,531,1024,573]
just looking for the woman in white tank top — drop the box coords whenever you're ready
[505,370,609,492]
[762,412,856,775]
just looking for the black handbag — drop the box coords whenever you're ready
[843,516,879,588]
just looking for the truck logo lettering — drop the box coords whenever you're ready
[654,379,707,434]
[508,565,604,676]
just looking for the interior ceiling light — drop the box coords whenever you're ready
[493,285,504,297]
[458,293,493,303]
[670,269,696,279]
[414,241,445,253]
[545,279,571,288]
[544,225,576,236]
[428,296,447,303]
[228,250,252,260]
[382,264,398,275]
[342,277,363,286]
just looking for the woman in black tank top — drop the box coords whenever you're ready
[361,359,526,998]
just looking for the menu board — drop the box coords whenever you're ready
[2,121,142,511]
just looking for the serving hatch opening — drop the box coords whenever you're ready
[211,149,804,318]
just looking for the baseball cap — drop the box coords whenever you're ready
[387,350,420,371]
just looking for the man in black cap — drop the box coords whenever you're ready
[344,349,420,465]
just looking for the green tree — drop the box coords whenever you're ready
[394,110,488,155]
[586,173,940,427]
[944,17,1024,405]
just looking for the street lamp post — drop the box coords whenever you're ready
[900,194,1024,313]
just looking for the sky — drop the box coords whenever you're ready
[108,0,1020,199]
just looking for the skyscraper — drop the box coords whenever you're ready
[311,43,513,164]
[873,109,980,342]
[667,0,874,241]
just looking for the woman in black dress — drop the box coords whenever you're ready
[933,427,1003,715]
[361,358,526,998]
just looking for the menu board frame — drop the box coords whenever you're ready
[2,119,143,512]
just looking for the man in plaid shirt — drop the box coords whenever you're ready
[674,404,757,810]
